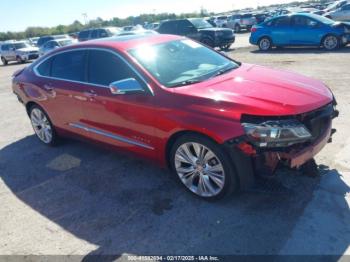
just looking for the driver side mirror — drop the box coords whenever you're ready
[109,78,144,95]
[309,21,319,28]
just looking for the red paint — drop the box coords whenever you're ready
[12,35,334,166]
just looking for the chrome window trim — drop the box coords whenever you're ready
[32,47,154,95]
[69,123,154,150]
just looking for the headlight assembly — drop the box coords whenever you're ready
[242,119,312,148]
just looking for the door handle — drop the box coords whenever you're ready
[83,90,97,97]
[43,84,54,92]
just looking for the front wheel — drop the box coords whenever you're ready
[220,44,231,51]
[258,37,272,51]
[29,105,58,146]
[169,134,238,200]
[322,35,339,51]
[16,56,24,64]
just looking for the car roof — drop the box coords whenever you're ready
[53,34,182,52]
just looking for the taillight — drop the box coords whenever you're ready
[251,27,257,33]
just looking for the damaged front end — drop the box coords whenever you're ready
[332,22,350,45]
[227,101,339,182]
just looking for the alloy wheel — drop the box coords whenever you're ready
[259,38,271,51]
[30,108,53,144]
[174,142,225,197]
[324,35,338,50]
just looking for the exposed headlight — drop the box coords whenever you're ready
[242,119,312,148]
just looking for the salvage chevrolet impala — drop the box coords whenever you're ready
[12,34,338,199]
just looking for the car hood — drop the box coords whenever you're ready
[171,63,333,117]
[17,47,39,52]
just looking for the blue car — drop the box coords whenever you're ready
[250,13,350,51]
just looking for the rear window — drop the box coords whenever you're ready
[51,50,86,81]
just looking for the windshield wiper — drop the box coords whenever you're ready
[211,66,236,78]
[168,79,203,88]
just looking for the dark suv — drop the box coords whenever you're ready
[157,18,235,50]
[78,27,121,42]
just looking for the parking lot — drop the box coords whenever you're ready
[0,33,350,259]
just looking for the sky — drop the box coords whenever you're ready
[0,0,307,32]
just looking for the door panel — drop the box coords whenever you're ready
[79,49,157,157]
[269,17,292,45]
[290,16,323,45]
[35,49,87,135]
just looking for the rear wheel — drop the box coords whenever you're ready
[258,37,272,51]
[169,134,238,200]
[1,57,8,66]
[29,105,58,146]
[322,35,339,51]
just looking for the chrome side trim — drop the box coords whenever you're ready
[32,47,154,96]
[69,123,154,150]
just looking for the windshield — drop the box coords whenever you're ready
[311,14,334,24]
[106,27,121,35]
[13,43,29,49]
[189,18,213,29]
[129,39,239,88]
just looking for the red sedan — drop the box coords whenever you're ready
[12,34,338,199]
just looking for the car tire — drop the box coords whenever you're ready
[29,104,58,146]
[322,35,339,51]
[258,37,272,51]
[220,44,231,51]
[201,37,214,48]
[169,134,238,200]
[1,57,8,66]
[234,24,241,33]
[16,56,24,64]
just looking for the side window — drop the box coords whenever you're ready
[51,50,86,81]
[177,20,193,35]
[1,44,9,51]
[159,22,177,34]
[79,30,90,39]
[87,50,139,86]
[272,17,290,26]
[343,4,350,10]
[36,57,52,77]
[99,29,109,38]
[91,30,98,39]
[292,16,318,27]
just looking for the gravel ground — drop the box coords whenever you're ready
[0,39,349,260]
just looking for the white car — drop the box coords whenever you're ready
[0,41,39,65]
[214,16,228,27]
[39,39,74,57]
[325,3,350,21]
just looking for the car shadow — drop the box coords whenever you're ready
[0,135,349,259]
[250,45,350,54]
[0,61,32,67]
